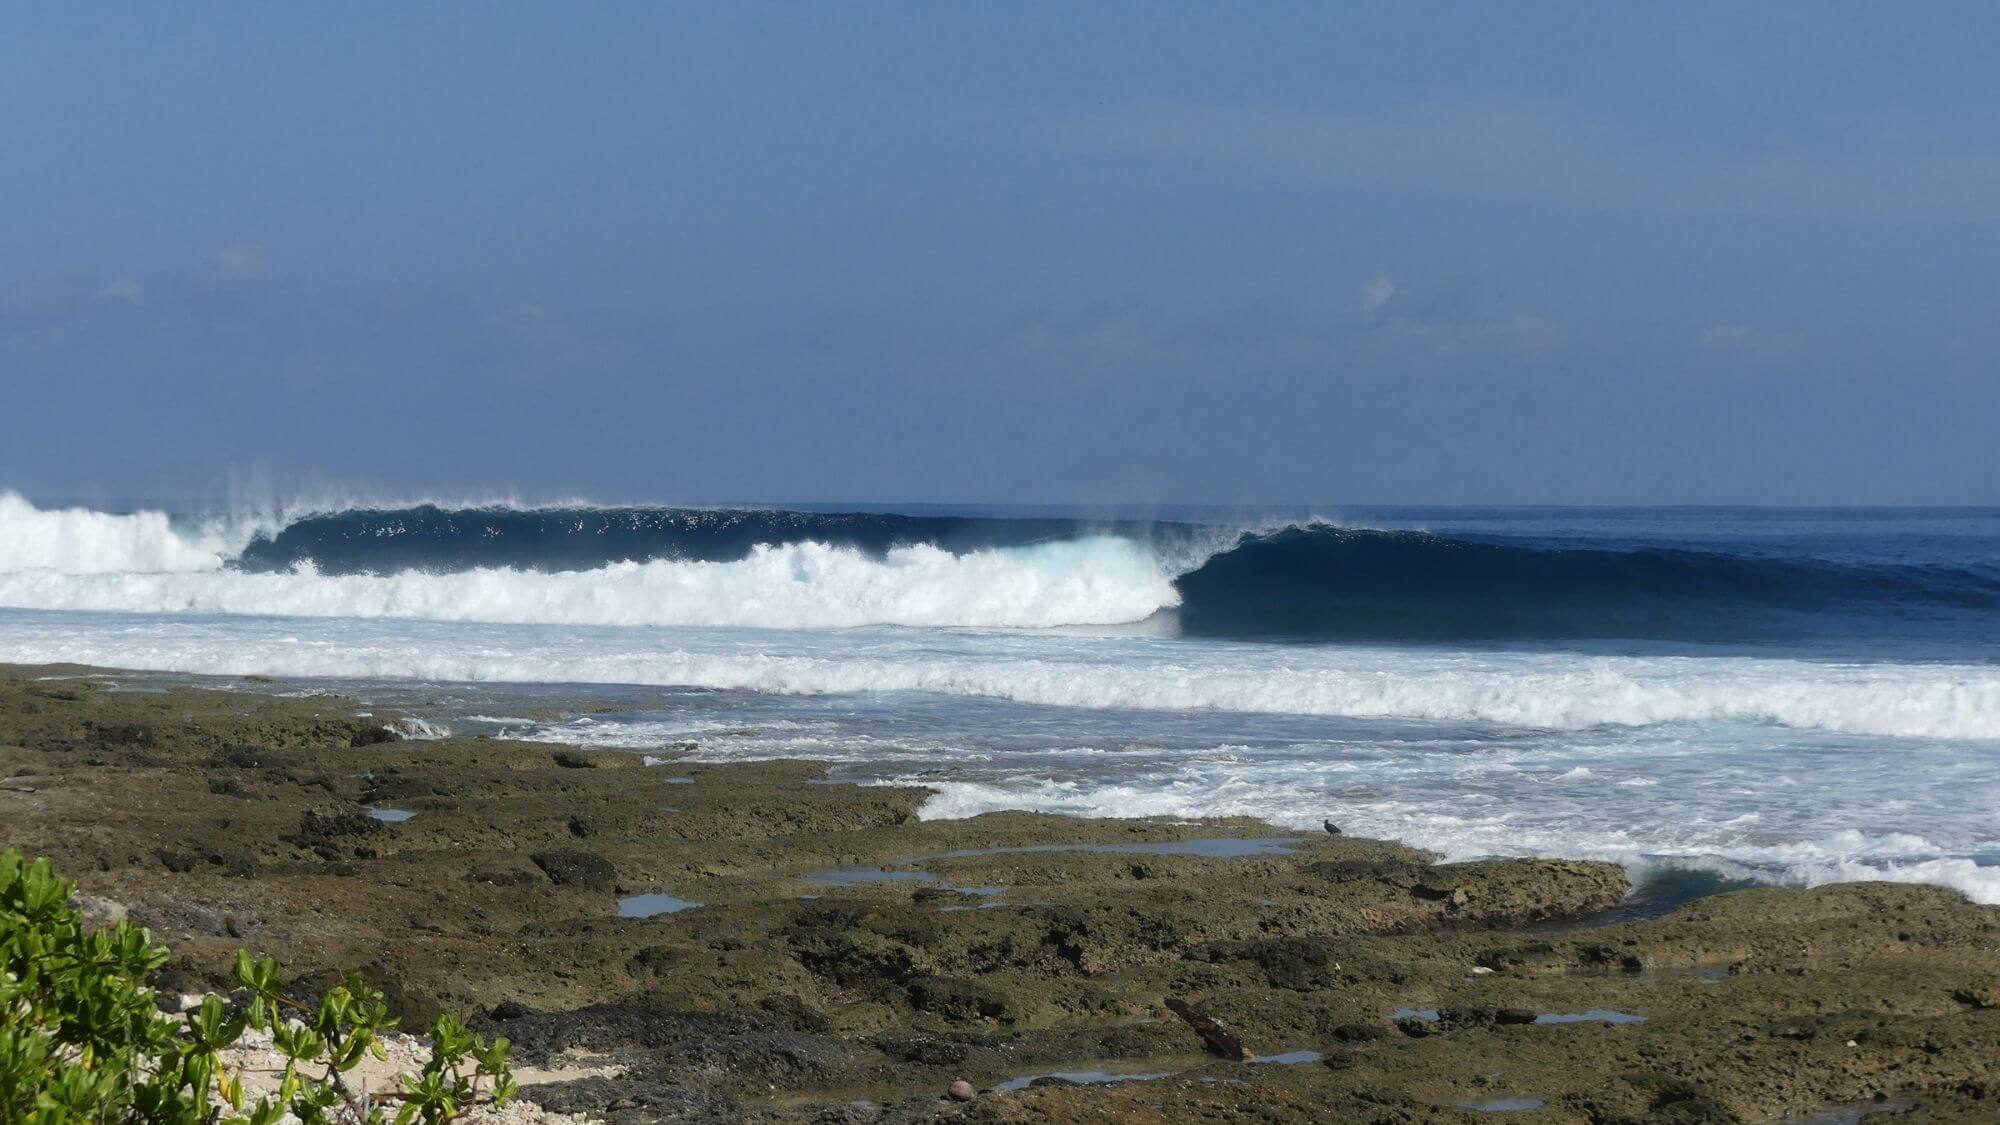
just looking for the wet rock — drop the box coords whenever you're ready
[467,856,545,886]
[1329,1023,1390,1043]
[90,722,155,748]
[348,725,402,747]
[487,1003,784,1061]
[1394,1017,1434,1038]
[785,906,925,986]
[215,745,290,770]
[873,1035,968,1066]
[156,849,198,873]
[1599,1072,1741,1124]
[1303,857,1427,885]
[530,850,615,892]
[1953,980,2000,1009]
[626,945,683,979]
[522,1077,736,1121]
[1233,936,1343,991]
[757,994,832,1034]
[907,976,1011,1022]
[1025,1075,1078,1088]
[288,806,384,860]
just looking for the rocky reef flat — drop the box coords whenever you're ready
[2,664,1996,1122]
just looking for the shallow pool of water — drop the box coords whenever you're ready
[992,1068,1177,1092]
[617,891,702,917]
[1534,1009,1646,1024]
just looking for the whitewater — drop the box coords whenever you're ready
[1,493,1996,903]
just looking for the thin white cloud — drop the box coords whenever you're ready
[1359,277,1396,314]
[1057,101,2000,225]
[1384,312,1565,356]
[215,244,270,282]
[1702,324,1799,356]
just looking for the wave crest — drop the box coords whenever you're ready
[1,496,1996,646]
[0,536,1180,630]
[0,493,274,575]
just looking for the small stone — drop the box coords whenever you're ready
[947,1079,976,1101]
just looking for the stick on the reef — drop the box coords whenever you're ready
[1164,998,1252,1061]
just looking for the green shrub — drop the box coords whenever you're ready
[0,848,515,1123]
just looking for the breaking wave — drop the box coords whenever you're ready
[0,495,1996,647]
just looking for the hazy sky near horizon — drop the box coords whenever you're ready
[4,3,1998,505]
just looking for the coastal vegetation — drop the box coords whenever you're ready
[0,848,514,1123]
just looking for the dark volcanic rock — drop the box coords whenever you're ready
[1329,1022,1390,1043]
[156,848,199,873]
[349,725,402,747]
[906,975,1011,1022]
[522,1077,737,1123]
[488,1004,782,1061]
[870,1035,969,1066]
[530,850,615,891]
[288,806,384,860]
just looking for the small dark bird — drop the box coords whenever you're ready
[1322,820,1342,835]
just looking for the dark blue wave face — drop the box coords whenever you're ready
[1171,523,2000,654]
[236,506,1174,573]
[233,505,2000,658]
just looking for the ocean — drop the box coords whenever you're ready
[2,493,1995,903]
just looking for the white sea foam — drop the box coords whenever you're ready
[0,493,278,574]
[1,611,1996,741]
[386,716,452,739]
[0,493,1206,630]
[911,780,2000,903]
[0,536,1182,630]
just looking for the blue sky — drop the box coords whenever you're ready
[4,3,1997,504]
